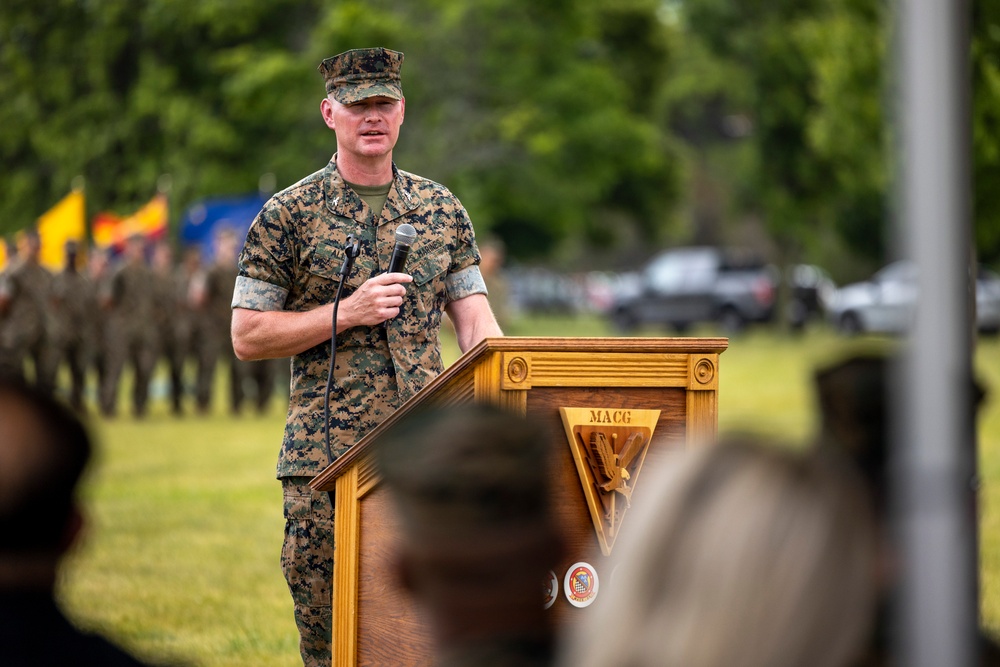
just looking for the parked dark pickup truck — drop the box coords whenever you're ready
[609,247,778,333]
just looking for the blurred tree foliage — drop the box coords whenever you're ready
[0,0,677,264]
[973,0,1000,265]
[1,0,996,268]
[0,0,324,227]
[675,0,1000,272]
[673,0,884,272]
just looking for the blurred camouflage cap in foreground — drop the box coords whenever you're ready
[319,47,403,104]
[377,405,551,545]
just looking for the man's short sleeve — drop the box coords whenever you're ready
[441,195,487,302]
[445,265,488,302]
[233,200,294,312]
[448,203,480,275]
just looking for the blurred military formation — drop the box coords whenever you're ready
[0,228,285,417]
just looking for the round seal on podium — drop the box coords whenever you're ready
[564,562,599,608]
[543,570,559,609]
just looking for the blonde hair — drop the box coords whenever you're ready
[559,437,877,667]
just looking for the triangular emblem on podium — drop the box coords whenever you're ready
[559,407,660,556]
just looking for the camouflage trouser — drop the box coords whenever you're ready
[0,335,58,394]
[246,358,279,413]
[160,333,190,414]
[100,333,157,417]
[58,338,92,410]
[281,477,335,667]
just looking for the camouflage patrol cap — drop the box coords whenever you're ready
[377,405,552,544]
[319,47,404,104]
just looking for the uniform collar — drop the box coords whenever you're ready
[324,157,420,224]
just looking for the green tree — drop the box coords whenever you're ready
[797,0,888,264]
[674,0,1000,272]
[973,1,1000,265]
[0,0,323,234]
[668,0,862,275]
[2,0,681,268]
[307,0,678,262]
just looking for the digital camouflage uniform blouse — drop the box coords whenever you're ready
[233,159,487,478]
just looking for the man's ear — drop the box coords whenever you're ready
[320,97,337,131]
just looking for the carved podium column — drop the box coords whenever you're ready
[310,336,728,667]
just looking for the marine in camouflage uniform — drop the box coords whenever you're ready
[87,246,112,403]
[244,351,280,414]
[0,232,57,391]
[230,47,503,666]
[99,235,159,418]
[193,228,250,415]
[151,241,190,415]
[0,240,16,376]
[49,241,98,411]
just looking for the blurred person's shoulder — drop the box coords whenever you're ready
[982,630,1000,667]
[0,593,183,667]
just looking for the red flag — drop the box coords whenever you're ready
[92,211,125,251]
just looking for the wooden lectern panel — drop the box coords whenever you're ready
[311,337,727,667]
[526,385,688,626]
[355,486,431,666]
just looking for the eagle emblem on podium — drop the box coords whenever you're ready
[559,407,661,555]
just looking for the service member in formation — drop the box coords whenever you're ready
[0,231,56,391]
[243,350,280,415]
[99,235,159,418]
[0,239,17,376]
[86,246,112,402]
[193,228,249,415]
[151,241,188,415]
[50,241,98,411]
[230,47,503,666]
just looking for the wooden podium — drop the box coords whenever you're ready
[310,336,728,667]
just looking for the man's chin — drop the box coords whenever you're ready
[356,142,392,158]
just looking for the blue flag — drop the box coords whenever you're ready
[179,194,268,261]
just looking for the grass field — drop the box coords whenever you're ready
[57,317,1000,666]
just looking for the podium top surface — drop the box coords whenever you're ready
[309,336,728,491]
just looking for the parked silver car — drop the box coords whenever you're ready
[609,247,778,334]
[828,260,1000,336]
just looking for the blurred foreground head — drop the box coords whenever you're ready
[813,352,985,514]
[812,353,999,665]
[378,404,564,665]
[560,437,877,667]
[0,376,91,589]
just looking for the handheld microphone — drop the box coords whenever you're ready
[382,224,416,330]
[387,223,417,274]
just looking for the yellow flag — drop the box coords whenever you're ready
[37,189,86,271]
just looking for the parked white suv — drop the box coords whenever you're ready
[828,260,1000,336]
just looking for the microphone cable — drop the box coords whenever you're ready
[322,236,361,506]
